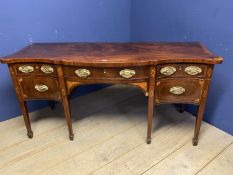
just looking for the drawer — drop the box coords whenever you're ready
[155,79,204,104]
[14,63,57,77]
[157,64,207,78]
[17,76,61,100]
[63,66,149,81]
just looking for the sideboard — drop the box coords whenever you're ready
[0,42,223,146]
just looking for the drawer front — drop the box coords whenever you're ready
[155,79,204,104]
[14,63,57,77]
[157,64,207,78]
[18,76,61,100]
[63,66,149,81]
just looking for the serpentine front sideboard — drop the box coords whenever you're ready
[0,42,223,146]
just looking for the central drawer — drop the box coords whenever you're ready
[17,76,61,100]
[155,79,204,104]
[63,66,149,81]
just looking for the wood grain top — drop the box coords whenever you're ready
[0,42,222,66]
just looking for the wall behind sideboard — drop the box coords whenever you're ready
[131,0,233,135]
[0,0,131,121]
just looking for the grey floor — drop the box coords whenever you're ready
[0,85,232,175]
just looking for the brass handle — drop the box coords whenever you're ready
[41,65,54,74]
[119,69,136,79]
[185,66,202,75]
[35,85,49,92]
[160,66,176,76]
[18,65,34,73]
[75,69,91,78]
[170,86,185,95]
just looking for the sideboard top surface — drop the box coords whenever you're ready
[0,42,222,66]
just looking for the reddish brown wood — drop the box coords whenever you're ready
[155,79,204,104]
[192,65,214,146]
[17,76,61,100]
[57,65,74,140]
[0,43,222,65]
[0,43,222,145]
[8,65,33,138]
[63,66,149,81]
[157,63,207,79]
[66,81,148,96]
[147,66,156,144]
[13,63,57,77]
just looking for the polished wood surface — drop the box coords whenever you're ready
[155,79,204,104]
[1,42,222,65]
[63,66,149,81]
[17,76,61,100]
[157,63,207,78]
[0,42,223,146]
[14,63,57,77]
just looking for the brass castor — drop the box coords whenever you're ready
[146,138,151,144]
[192,138,198,146]
[69,134,74,141]
[27,131,33,139]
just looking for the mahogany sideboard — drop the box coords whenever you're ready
[0,42,223,146]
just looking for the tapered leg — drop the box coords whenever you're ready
[178,104,185,113]
[57,65,74,141]
[19,101,33,138]
[147,66,156,144]
[193,78,211,146]
[147,94,154,144]
[8,66,33,139]
[50,101,55,110]
[193,104,205,146]
[62,96,74,140]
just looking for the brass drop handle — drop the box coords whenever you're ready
[185,66,202,75]
[18,65,34,73]
[160,66,176,76]
[119,69,136,79]
[35,85,49,92]
[170,86,185,95]
[41,65,54,74]
[75,69,91,78]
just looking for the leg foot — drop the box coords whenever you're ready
[146,138,151,144]
[192,138,198,146]
[19,101,33,139]
[61,96,74,142]
[50,101,55,110]
[177,104,185,113]
[179,108,185,113]
[27,131,33,139]
[69,134,74,141]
